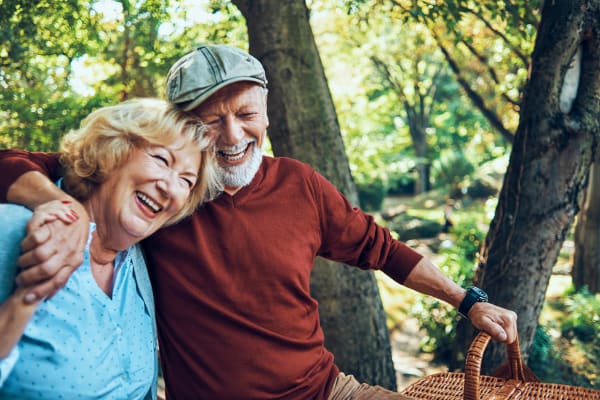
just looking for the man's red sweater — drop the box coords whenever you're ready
[0,151,422,399]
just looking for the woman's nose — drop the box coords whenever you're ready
[156,170,177,198]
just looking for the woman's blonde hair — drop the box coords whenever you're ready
[60,98,220,225]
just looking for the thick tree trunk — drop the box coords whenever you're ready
[573,161,600,293]
[232,0,397,389]
[455,0,600,373]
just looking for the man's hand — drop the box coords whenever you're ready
[16,200,89,303]
[468,302,518,344]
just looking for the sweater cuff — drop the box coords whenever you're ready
[381,241,423,284]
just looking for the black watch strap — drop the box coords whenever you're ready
[459,287,488,318]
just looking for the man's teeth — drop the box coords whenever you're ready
[219,144,249,161]
[136,192,161,213]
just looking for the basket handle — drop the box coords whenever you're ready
[463,332,527,400]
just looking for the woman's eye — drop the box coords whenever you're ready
[180,177,194,188]
[152,154,169,166]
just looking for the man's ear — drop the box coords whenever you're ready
[263,88,269,127]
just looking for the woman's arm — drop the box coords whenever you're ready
[0,288,39,359]
[0,202,76,362]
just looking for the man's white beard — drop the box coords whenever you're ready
[216,144,263,189]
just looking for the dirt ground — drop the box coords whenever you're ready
[391,318,448,391]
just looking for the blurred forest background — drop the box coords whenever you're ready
[1,0,599,390]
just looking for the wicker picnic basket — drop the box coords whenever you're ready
[400,331,600,399]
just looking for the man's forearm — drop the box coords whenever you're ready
[403,257,518,343]
[402,258,467,308]
[0,150,61,202]
[7,171,71,209]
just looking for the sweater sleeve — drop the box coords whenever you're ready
[0,150,61,202]
[311,170,423,284]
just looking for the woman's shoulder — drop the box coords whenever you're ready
[0,204,32,231]
[0,205,30,298]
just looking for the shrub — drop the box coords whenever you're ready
[561,289,600,343]
[357,177,387,211]
[431,149,475,192]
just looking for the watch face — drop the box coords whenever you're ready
[472,287,488,301]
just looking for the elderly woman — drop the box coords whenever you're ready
[0,98,219,399]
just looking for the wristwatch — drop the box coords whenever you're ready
[458,287,488,318]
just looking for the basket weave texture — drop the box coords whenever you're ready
[400,332,600,399]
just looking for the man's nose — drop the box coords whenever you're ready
[221,116,244,144]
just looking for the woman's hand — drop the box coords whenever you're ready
[27,200,80,227]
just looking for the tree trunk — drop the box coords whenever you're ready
[573,161,600,293]
[455,0,600,373]
[232,0,397,389]
[409,123,429,194]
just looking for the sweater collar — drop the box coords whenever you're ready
[214,156,268,205]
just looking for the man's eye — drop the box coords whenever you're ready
[204,118,220,125]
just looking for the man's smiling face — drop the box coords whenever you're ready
[194,82,269,195]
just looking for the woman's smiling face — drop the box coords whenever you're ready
[90,135,201,248]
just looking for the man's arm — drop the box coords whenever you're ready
[0,150,61,202]
[0,151,89,303]
[403,258,518,343]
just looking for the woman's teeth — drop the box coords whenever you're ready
[136,192,161,213]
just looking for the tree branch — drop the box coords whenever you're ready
[458,37,520,107]
[433,31,515,143]
[462,7,530,66]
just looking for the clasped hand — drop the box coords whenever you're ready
[16,200,89,303]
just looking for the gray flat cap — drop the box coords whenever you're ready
[166,45,267,111]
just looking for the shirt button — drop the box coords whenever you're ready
[115,326,122,335]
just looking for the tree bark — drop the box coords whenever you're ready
[232,0,397,389]
[573,160,600,293]
[456,0,600,372]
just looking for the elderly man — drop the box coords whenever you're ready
[0,45,517,399]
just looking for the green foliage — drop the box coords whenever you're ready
[531,288,600,388]
[447,217,486,263]
[1,93,112,151]
[357,176,387,211]
[561,289,600,344]
[430,148,475,191]
[388,213,443,240]
[313,0,513,199]
[0,0,249,151]
[410,297,457,362]
[0,0,103,150]
[528,324,555,377]
[526,325,589,386]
